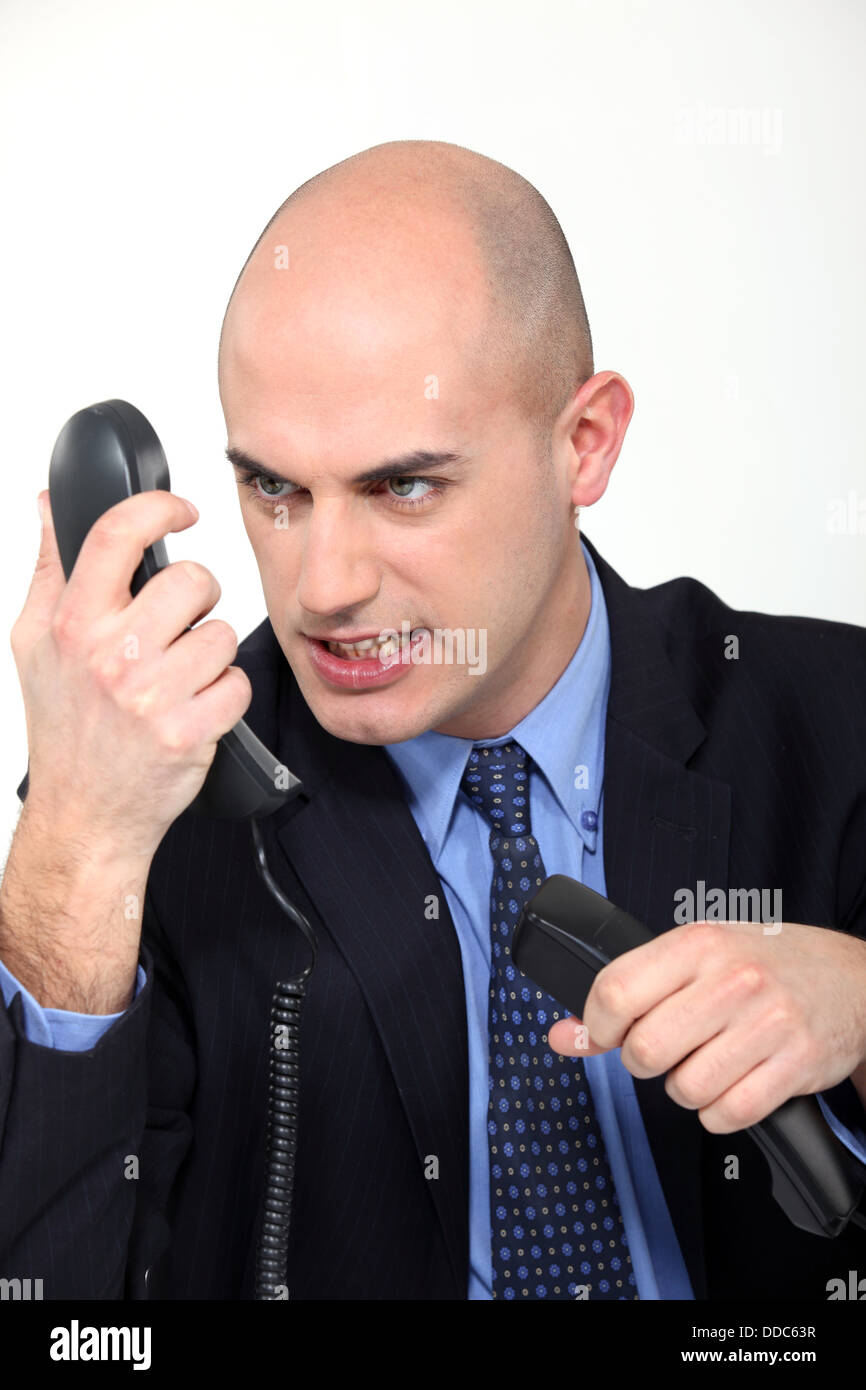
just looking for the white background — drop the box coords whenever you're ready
[1,0,864,850]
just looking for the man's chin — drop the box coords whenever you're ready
[308,700,438,747]
[292,668,443,746]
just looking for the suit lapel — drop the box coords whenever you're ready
[585,535,731,1301]
[262,665,469,1297]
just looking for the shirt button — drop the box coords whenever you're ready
[580,810,598,832]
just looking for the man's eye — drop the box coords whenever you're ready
[257,475,296,498]
[388,476,433,499]
[236,470,298,506]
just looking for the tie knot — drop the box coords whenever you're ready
[459,741,534,837]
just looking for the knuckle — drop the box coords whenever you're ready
[91,513,132,549]
[175,560,216,596]
[226,666,253,713]
[718,1091,755,1130]
[228,672,252,714]
[686,919,724,948]
[203,619,238,651]
[223,663,252,700]
[49,606,82,650]
[729,963,766,997]
[124,684,161,720]
[762,1001,795,1033]
[673,1074,704,1107]
[87,646,126,688]
[593,969,628,1014]
[157,720,196,757]
[628,1027,661,1071]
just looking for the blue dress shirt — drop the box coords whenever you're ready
[1,540,864,1297]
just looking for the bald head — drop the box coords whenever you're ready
[218,140,593,440]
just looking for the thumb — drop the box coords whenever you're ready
[17,490,68,637]
[547,1015,610,1058]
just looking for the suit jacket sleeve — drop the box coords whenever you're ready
[0,887,196,1298]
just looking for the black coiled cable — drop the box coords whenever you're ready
[250,817,317,1301]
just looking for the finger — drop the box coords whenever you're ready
[119,560,222,655]
[60,490,200,624]
[695,1054,805,1134]
[184,663,253,744]
[546,1016,610,1057]
[583,923,712,1049]
[148,619,238,700]
[17,490,68,634]
[619,969,760,1080]
[663,1004,794,1114]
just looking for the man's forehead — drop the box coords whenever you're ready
[221,369,487,478]
[219,231,495,441]
[221,190,489,354]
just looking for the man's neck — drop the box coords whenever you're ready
[432,541,592,740]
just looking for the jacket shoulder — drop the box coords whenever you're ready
[631,572,866,779]
[641,571,866,681]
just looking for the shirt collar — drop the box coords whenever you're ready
[384,539,611,860]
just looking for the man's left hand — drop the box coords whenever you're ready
[546,919,866,1133]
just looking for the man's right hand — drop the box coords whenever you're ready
[0,488,252,1013]
[11,487,252,858]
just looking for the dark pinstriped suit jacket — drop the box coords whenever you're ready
[2,534,865,1299]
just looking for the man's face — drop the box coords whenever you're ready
[219,201,577,745]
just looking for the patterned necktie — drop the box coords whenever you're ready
[460,741,638,1300]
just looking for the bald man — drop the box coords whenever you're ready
[2,140,865,1302]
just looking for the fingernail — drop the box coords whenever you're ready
[37,492,45,523]
[184,499,199,520]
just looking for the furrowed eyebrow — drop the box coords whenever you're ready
[225,445,469,487]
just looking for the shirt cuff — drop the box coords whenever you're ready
[0,956,147,1050]
[816,1080,866,1165]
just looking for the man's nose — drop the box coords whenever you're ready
[295,499,381,619]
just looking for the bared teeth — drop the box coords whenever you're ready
[327,635,399,660]
[324,629,427,660]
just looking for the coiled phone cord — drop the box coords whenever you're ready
[250,817,318,1300]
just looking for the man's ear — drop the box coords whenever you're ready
[557,371,635,508]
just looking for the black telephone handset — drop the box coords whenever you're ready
[513,875,866,1239]
[40,399,313,1299]
[45,398,302,819]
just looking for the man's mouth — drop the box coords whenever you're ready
[302,627,426,692]
[318,629,426,661]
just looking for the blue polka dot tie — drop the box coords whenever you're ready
[460,741,638,1300]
